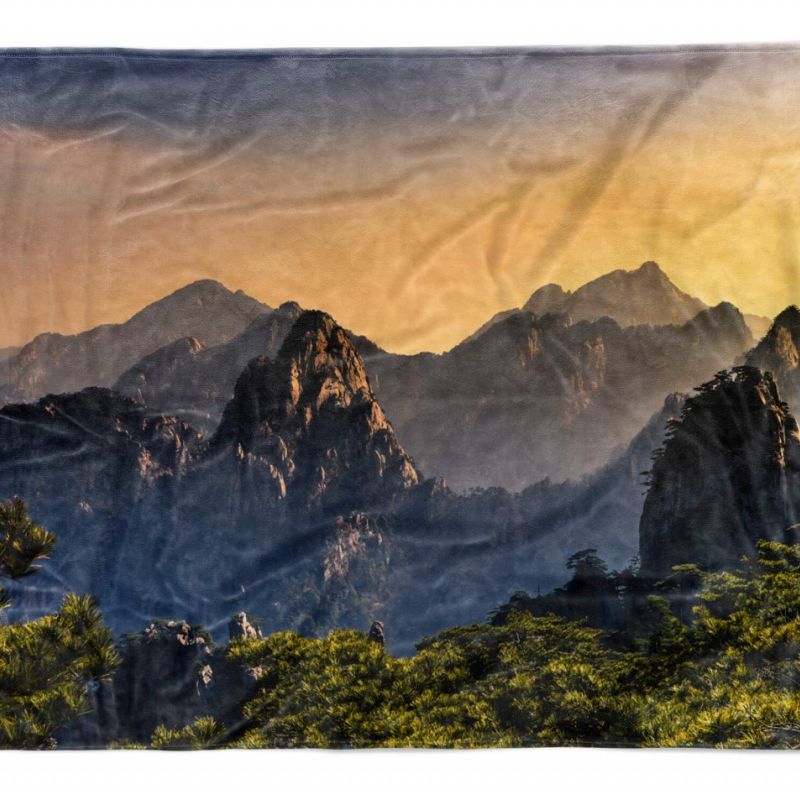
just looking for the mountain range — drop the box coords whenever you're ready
[0,307,686,651]
[0,261,754,491]
[368,297,751,489]
[1,260,797,652]
[468,261,771,343]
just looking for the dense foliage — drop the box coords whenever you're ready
[8,493,800,749]
[0,499,118,748]
[147,541,800,749]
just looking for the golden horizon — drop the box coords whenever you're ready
[2,49,800,354]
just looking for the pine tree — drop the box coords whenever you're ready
[0,497,55,612]
[0,498,119,748]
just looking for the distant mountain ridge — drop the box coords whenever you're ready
[0,280,269,405]
[523,261,708,327]
[82,271,756,490]
[463,261,770,344]
[367,300,752,489]
[113,301,303,433]
[0,264,765,495]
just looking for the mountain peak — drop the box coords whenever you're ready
[523,283,571,316]
[274,310,371,399]
[745,306,800,411]
[0,280,270,405]
[772,305,800,330]
[173,278,228,294]
[209,312,418,512]
[580,260,673,294]
[278,309,339,352]
[520,262,707,328]
[640,366,800,578]
[134,280,268,321]
[634,260,667,279]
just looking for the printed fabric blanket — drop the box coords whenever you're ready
[2,46,800,749]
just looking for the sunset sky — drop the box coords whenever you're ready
[2,47,800,353]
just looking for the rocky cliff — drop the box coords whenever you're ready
[204,309,419,516]
[639,366,800,579]
[112,301,303,433]
[745,305,800,410]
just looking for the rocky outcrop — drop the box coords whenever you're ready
[0,280,268,405]
[639,367,800,579]
[205,310,419,515]
[228,612,262,641]
[59,618,256,747]
[745,306,800,410]
[368,620,385,646]
[112,301,303,434]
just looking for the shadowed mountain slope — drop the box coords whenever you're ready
[367,301,752,489]
[745,305,800,410]
[113,301,303,433]
[640,366,800,579]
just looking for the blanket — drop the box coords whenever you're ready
[1,46,800,749]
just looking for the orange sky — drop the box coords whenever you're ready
[2,48,800,353]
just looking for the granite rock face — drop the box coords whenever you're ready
[204,310,419,516]
[746,305,800,410]
[639,366,800,579]
[113,301,303,434]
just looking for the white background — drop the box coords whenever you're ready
[2,1,800,797]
